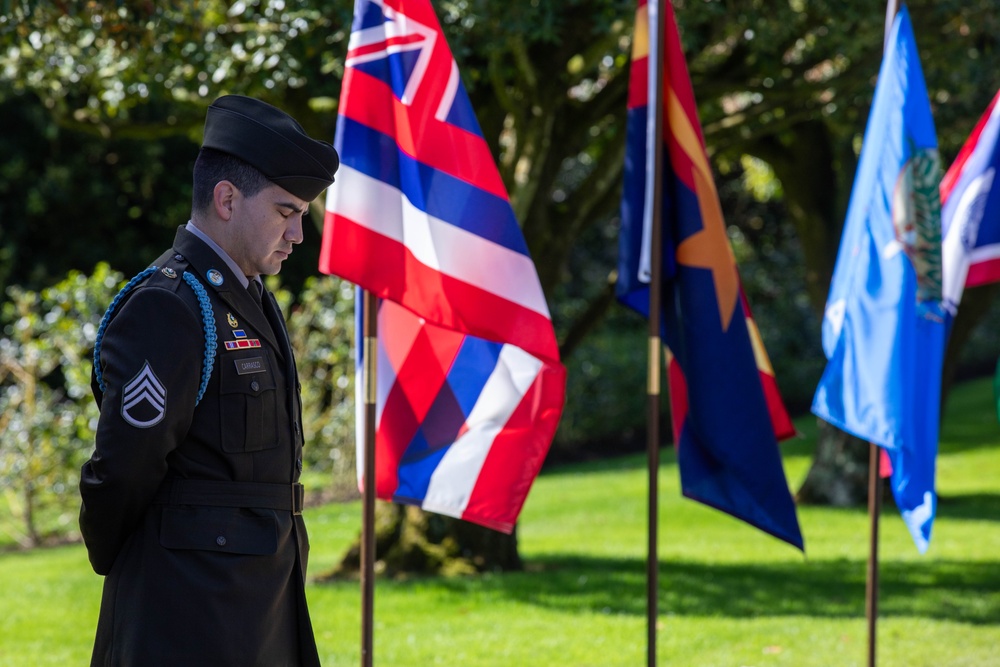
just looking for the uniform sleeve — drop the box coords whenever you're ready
[80,286,204,575]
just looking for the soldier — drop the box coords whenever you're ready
[79,95,339,667]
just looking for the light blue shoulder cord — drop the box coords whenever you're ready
[93,266,158,394]
[181,271,217,403]
[93,267,217,404]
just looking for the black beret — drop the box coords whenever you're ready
[202,95,339,202]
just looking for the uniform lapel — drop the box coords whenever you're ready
[171,227,283,355]
[262,291,292,356]
[216,285,284,358]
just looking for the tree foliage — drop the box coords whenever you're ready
[0,264,360,546]
[0,96,195,291]
[0,0,351,137]
[274,274,358,498]
[6,1,1000,300]
[3,0,1000,537]
[0,263,119,546]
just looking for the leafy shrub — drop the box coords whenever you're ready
[0,263,122,547]
[273,275,358,498]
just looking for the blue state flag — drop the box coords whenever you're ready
[812,6,944,553]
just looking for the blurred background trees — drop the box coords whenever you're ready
[3,0,1000,549]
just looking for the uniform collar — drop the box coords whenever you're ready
[185,220,251,289]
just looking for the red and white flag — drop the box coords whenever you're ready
[320,0,565,533]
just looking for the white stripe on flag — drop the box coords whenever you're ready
[355,359,366,484]
[942,168,995,313]
[328,165,552,318]
[969,243,1000,266]
[357,309,398,485]
[355,295,368,485]
[637,0,660,284]
[435,60,461,122]
[374,323,395,428]
[346,4,438,104]
[420,345,543,518]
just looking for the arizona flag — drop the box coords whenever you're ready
[812,7,945,553]
[617,0,803,550]
[941,87,1000,315]
[320,0,565,533]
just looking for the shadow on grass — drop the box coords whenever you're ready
[538,449,678,478]
[937,492,1000,522]
[939,423,1000,455]
[412,554,999,625]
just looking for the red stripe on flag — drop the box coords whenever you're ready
[759,370,796,441]
[941,89,1000,201]
[373,378,409,499]
[967,256,1000,287]
[627,56,649,110]
[347,34,425,61]
[666,351,688,446]
[391,327,456,423]
[320,211,560,364]
[661,6,705,196]
[461,363,566,533]
[374,321,463,501]
[338,67,509,200]
[740,290,796,441]
[384,0,439,32]
[880,447,893,478]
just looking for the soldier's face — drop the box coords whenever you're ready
[231,184,307,277]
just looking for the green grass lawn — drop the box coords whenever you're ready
[2,378,999,666]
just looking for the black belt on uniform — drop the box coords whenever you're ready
[153,478,305,515]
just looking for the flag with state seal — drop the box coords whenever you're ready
[812,6,945,553]
[319,0,565,533]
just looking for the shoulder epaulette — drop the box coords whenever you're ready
[94,265,217,405]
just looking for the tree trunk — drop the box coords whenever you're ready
[795,420,872,506]
[319,502,521,581]
[748,121,876,505]
[24,481,40,548]
[942,284,1000,396]
[748,120,851,311]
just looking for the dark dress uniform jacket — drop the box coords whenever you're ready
[80,226,321,667]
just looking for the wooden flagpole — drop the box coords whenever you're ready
[646,1,667,665]
[360,290,379,667]
[865,5,899,666]
[865,443,882,667]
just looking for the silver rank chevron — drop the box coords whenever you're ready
[120,361,167,428]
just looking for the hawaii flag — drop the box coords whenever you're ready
[320,0,565,533]
[617,0,803,550]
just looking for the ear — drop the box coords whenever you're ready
[212,181,238,221]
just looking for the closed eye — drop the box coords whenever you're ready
[277,202,306,218]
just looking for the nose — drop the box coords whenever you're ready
[285,212,305,245]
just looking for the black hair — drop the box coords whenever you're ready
[191,147,271,213]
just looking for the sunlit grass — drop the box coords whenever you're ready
[1,378,998,666]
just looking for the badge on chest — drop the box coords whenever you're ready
[225,339,262,350]
[234,357,267,376]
